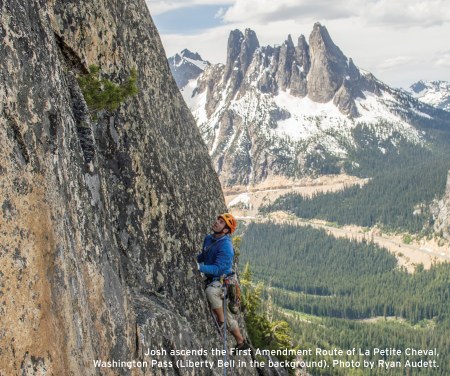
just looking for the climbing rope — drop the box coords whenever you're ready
[223,281,228,376]
[207,278,234,376]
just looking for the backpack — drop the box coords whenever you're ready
[225,274,241,314]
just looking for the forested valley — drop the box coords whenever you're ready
[237,222,450,375]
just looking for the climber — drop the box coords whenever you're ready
[197,213,249,351]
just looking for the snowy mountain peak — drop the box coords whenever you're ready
[179,48,203,61]
[168,49,209,88]
[409,80,427,94]
[408,80,450,111]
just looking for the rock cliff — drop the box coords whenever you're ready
[0,1,254,375]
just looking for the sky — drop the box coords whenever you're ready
[145,0,450,89]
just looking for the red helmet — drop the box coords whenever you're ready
[218,213,237,234]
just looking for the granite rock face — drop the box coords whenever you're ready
[0,1,254,375]
[307,23,348,103]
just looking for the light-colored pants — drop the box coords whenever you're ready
[205,281,238,331]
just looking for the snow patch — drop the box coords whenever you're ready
[183,57,208,71]
[407,80,450,111]
[274,92,345,141]
[228,193,251,207]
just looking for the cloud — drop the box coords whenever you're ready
[215,7,226,19]
[220,0,357,24]
[434,51,450,68]
[147,0,450,30]
[145,0,234,16]
[364,0,450,28]
[217,0,450,28]
[378,56,416,71]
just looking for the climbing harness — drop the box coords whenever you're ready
[206,275,236,376]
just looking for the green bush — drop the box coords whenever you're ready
[77,64,138,115]
[402,234,413,244]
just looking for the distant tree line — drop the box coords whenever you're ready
[261,154,450,233]
[239,223,450,322]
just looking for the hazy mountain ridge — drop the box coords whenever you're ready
[408,80,450,112]
[169,24,450,187]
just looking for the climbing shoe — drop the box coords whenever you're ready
[234,341,250,352]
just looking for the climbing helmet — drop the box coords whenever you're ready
[218,213,237,234]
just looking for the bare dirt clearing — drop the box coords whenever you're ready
[225,174,368,217]
[225,175,450,272]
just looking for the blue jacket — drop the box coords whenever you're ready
[197,234,234,278]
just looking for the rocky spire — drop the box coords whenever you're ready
[307,22,348,102]
[295,34,311,73]
[240,29,260,74]
[275,34,296,91]
[224,29,244,81]
[224,28,259,84]
[332,57,363,117]
[333,81,360,117]
[288,34,310,96]
[348,58,360,81]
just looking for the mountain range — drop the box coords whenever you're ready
[169,23,450,187]
[408,80,450,112]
